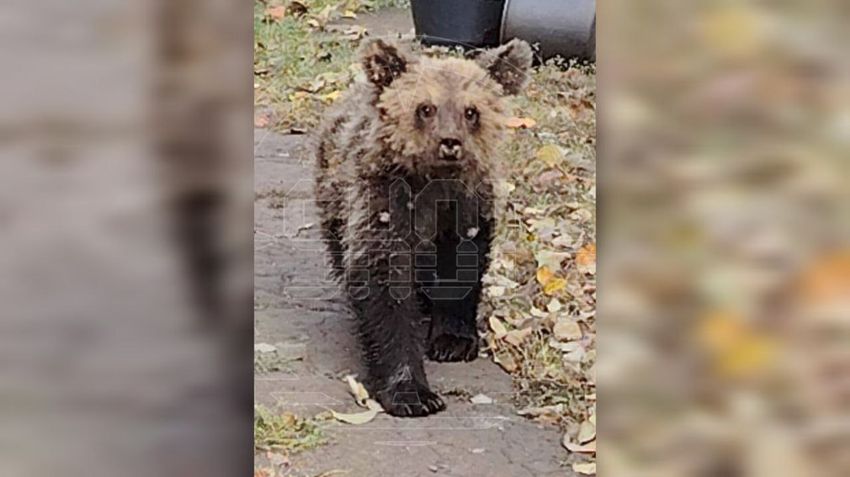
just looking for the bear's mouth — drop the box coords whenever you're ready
[437,142,463,162]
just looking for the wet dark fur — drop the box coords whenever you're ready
[314,39,532,417]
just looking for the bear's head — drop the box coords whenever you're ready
[361,39,533,176]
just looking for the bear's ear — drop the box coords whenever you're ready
[476,39,533,95]
[360,39,411,90]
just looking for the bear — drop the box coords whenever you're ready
[314,38,533,417]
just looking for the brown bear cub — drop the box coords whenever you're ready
[314,38,533,417]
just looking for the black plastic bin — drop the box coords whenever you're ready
[411,0,505,49]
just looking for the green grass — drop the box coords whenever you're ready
[254,404,326,453]
[254,0,408,130]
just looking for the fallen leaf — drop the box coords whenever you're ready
[798,250,850,304]
[505,116,537,129]
[519,404,564,417]
[499,180,516,195]
[563,430,597,454]
[563,438,596,454]
[553,319,582,341]
[536,144,564,168]
[254,113,270,128]
[530,307,548,318]
[698,311,746,352]
[577,419,596,444]
[331,405,379,425]
[487,285,505,297]
[489,316,508,339]
[576,243,596,274]
[266,452,290,467]
[494,352,517,372]
[321,90,342,103]
[342,9,357,18]
[340,25,367,41]
[535,250,569,271]
[718,335,776,378]
[543,277,567,295]
[296,78,326,93]
[572,462,596,475]
[345,374,370,407]
[536,169,564,185]
[308,5,335,29]
[697,311,777,378]
[470,393,494,404]
[536,266,555,286]
[254,343,276,353]
[546,298,562,313]
[333,376,383,424]
[700,4,766,60]
[288,91,309,101]
[265,5,287,21]
[504,328,533,346]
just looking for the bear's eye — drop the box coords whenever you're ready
[464,106,479,123]
[416,103,436,120]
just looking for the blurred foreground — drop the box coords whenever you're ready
[600,1,849,476]
[0,1,252,476]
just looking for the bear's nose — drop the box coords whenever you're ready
[438,138,463,161]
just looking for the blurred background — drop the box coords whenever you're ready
[0,1,253,476]
[599,0,849,476]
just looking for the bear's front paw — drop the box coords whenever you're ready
[427,332,479,362]
[376,379,445,417]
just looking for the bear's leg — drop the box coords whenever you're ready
[426,222,492,362]
[349,249,445,417]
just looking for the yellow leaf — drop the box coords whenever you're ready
[288,91,309,101]
[543,277,566,295]
[536,144,564,167]
[697,311,777,378]
[572,462,596,475]
[505,116,537,129]
[536,266,554,286]
[342,9,357,18]
[718,335,776,378]
[321,90,342,102]
[700,5,767,60]
[698,311,746,353]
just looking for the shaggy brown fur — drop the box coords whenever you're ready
[314,38,532,417]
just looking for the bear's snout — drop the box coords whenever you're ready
[438,138,463,161]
